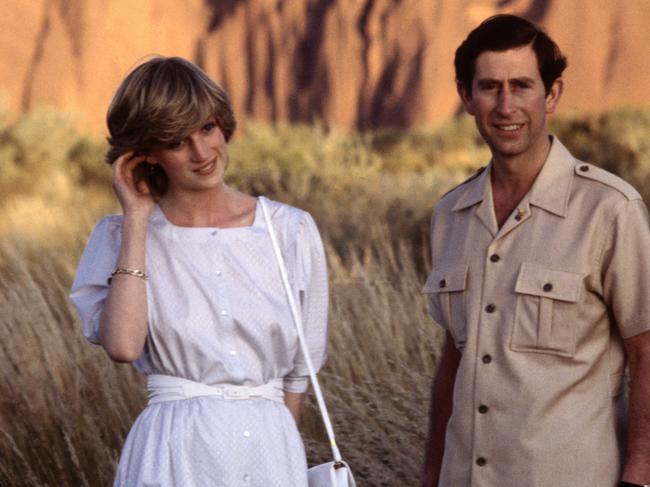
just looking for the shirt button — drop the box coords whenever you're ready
[229,350,237,356]
[220,310,228,316]
[216,270,222,276]
[478,405,489,414]
[476,457,487,466]
[243,474,250,482]
[482,354,492,364]
[514,213,523,221]
[489,254,500,262]
[211,230,218,236]
[439,279,447,289]
[580,164,589,172]
[485,304,496,313]
[243,430,251,438]
[543,283,553,292]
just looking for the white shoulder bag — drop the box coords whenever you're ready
[260,198,356,487]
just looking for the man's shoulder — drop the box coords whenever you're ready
[435,166,486,210]
[572,161,641,202]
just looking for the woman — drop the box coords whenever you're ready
[70,56,328,486]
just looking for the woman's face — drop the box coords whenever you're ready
[147,118,228,196]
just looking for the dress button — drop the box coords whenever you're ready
[229,350,237,356]
[211,230,218,236]
[580,164,589,172]
[476,457,487,466]
[485,304,496,313]
[243,430,251,438]
[216,270,222,276]
[543,283,553,292]
[243,474,250,482]
[220,310,228,316]
[439,279,447,289]
[482,354,492,364]
[478,405,489,414]
[514,214,522,221]
[489,254,500,262]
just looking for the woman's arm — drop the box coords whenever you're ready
[99,152,155,363]
[284,392,307,426]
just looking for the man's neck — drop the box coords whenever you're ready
[490,134,553,227]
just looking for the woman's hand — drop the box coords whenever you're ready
[112,151,155,217]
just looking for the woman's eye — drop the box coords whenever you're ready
[166,140,183,150]
[202,122,216,133]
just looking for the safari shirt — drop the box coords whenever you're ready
[424,137,650,487]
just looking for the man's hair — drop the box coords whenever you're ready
[454,14,567,95]
[105,56,236,196]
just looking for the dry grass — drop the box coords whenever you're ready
[0,211,443,487]
[1,107,648,486]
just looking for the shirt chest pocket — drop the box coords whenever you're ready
[511,263,583,358]
[423,264,468,348]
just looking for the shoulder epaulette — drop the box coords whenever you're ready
[440,166,486,200]
[574,162,641,201]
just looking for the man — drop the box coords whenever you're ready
[421,15,650,487]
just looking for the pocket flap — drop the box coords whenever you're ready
[515,263,582,302]
[422,264,468,293]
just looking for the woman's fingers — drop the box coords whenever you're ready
[111,151,155,214]
[114,152,144,188]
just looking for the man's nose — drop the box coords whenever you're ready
[496,89,515,116]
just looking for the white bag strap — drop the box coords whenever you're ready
[259,197,343,464]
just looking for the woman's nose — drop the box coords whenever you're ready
[189,139,210,162]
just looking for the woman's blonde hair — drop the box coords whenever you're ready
[105,56,236,196]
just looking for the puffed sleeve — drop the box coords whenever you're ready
[601,199,650,339]
[283,211,329,393]
[69,216,122,344]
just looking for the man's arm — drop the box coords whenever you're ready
[421,331,461,487]
[622,330,650,484]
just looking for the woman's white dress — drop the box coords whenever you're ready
[70,197,328,487]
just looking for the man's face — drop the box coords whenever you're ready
[459,44,562,162]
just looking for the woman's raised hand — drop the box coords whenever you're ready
[112,152,155,217]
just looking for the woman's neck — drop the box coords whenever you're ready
[158,185,256,228]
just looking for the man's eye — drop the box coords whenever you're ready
[512,81,533,90]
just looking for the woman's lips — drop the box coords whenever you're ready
[194,159,216,175]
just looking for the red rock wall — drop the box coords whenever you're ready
[1,0,648,133]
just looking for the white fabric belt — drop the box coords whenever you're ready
[147,374,285,405]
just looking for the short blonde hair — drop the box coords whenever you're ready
[105,57,236,195]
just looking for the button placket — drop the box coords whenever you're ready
[211,234,239,361]
[473,243,502,484]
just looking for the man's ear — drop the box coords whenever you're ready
[457,82,475,116]
[545,77,563,114]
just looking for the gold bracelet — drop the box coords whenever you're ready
[110,267,148,280]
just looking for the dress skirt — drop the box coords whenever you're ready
[113,396,308,487]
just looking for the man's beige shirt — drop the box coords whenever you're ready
[424,137,650,487]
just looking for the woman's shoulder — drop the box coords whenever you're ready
[260,197,313,226]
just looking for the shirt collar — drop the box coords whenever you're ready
[451,136,575,218]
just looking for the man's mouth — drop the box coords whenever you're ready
[494,123,524,132]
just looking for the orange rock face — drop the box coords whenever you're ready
[1,0,648,133]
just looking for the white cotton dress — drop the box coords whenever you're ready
[70,197,328,487]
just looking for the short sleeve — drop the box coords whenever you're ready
[601,199,650,339]
[283,211,329,393]
[69,216,122,344]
